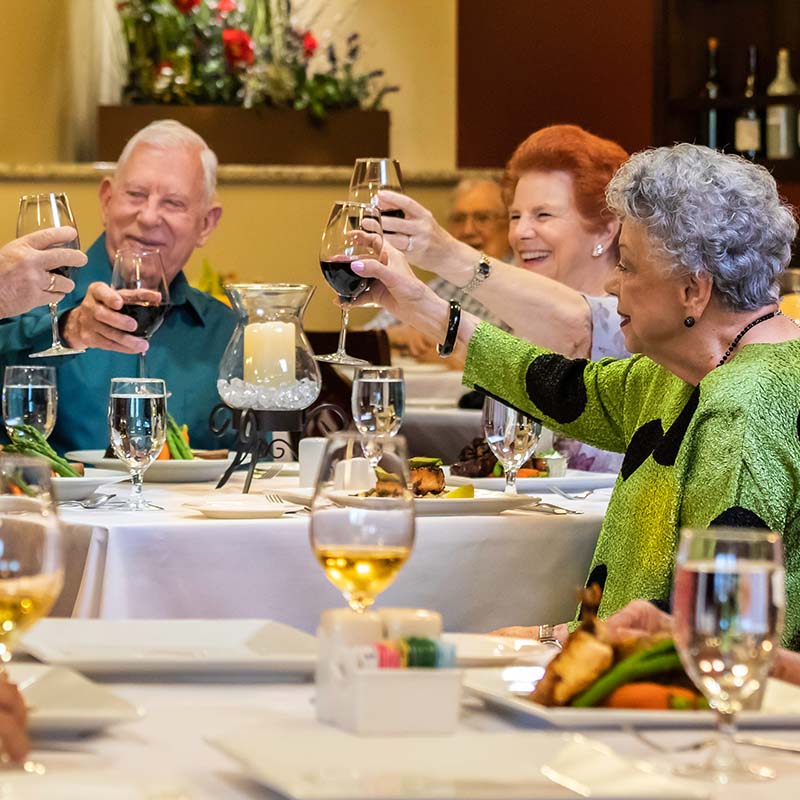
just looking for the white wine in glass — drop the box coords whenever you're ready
[2,366,57,440]
[482,396,541,494]
[17,192,84,358]
[673,526,784,782]
[310,432,415,613]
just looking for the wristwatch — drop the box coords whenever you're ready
[461,253,491,295]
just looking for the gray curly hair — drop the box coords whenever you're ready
[605,144,797,310]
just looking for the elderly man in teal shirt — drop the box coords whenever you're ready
[0,121,235,453]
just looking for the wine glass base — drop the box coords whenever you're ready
[674,758,775,782]
[29,345,85,358]
[315,353,370,366]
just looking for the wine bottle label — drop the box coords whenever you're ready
[735,117,761,152]
[766,106,797,158]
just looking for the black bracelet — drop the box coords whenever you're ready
[437,300,462,357]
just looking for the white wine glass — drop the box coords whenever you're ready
[316,201,383,366]
[2,366,57,441]
[351,366,405,467]
[482,396,541,494]
[349,158,404,210]
[110,248,171,379]
[310,432,415,613]
[108,378,167,511]
[17,193,84,358]
[673,526,784,782]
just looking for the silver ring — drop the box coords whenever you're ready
[407,234,413,253]
[538,623,562,648]
[46,272,57,292]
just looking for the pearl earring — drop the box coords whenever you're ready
[592,243,604,257]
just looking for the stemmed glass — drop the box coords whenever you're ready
[310,432,415,613]
[673,526,784,782]
[111,248,171,379]
[482,396,541,494]
[349,158,404,211]
[2,366,57,441]
[316,201,383,366]
[351,366,405,467]
[108,378,167,511]
[17,193,84,358]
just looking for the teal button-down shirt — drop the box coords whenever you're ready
[0,234,236,454]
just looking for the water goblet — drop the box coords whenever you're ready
[673,526,784,782]
[351,366,405,467]
[2,366,57,441]
[310,432,415,613]
[108,378,167,511]
[482,396,541,494]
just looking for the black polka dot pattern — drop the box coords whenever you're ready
[653,386,700,467]
[710,506,769,529]
[525,354,589,423]
[620,419,664,480]
[796,410,800,442]
[586,564,608,593]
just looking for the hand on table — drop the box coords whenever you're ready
[0,681,29,763]
[61,281,148,354]
[489,624,570,644]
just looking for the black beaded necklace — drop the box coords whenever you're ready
[716,309,782,367]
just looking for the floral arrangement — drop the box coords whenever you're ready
[117,0,398,119]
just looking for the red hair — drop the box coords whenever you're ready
[502,125,628,233]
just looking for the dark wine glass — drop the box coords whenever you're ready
[17,193,84,358]
[111,248,170,378]
[316,201,383,366]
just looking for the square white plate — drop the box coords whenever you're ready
[443,633,558,668]
[446,468,618,494]
[463,667,800,729]
[7,662,141,735]
[65,450,236,483]
[52,469,128,502]
[21,619,317,676]
[211,715,707,799]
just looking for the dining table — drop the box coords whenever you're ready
[54,473,608,633]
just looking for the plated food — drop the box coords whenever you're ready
[450,437,566,479]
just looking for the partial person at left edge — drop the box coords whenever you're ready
[0,120,236,454]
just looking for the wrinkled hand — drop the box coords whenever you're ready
[61,281,147,354]
[376,190,461,270]
[489,624,569,644]
[0,227,86,319]
[604,600,673,641]
[0,681,29,763]
[387,325,439,360]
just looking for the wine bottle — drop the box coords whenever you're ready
[703,37,720,149]
[734,45,761,159]
[766,48,797,159]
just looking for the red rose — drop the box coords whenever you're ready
[222,28,255,67]
[217,0,237,12]
[173,0,200,12]
[302,31,318,58]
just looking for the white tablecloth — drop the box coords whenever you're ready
[57,477,606,632]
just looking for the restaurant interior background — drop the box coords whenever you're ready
[1,0,798,329]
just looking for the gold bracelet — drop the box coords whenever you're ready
[461,253,491,294]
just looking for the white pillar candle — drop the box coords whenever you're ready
[243,321,296,384]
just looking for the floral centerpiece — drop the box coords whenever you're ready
[116,0,398,119]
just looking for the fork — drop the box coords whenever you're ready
[627,726,800,756]
[254,463,285,480]
[550,486,594,501]
[265,492,310,513]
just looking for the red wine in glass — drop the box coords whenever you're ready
[120,303,170,338]
[320,257,374,302]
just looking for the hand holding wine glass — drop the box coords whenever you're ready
[351,367,405,467]
[316,201,383,366]
[2,366,57,441]
[483,396,541,494]
[310,432,415,613]
[16,193,84,358]
[349,158,404,211]
[110,248,171,378]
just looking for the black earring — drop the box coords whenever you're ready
[684,316,695,328]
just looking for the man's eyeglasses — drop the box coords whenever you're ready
[448,210,507,228]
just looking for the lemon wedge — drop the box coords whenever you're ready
[443,485,474,499]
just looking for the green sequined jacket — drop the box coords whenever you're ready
[463,323,800,649]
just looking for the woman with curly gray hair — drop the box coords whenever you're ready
[352,143,800,649]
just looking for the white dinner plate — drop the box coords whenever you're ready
[463,667,800,729]
[442,633,558,668]
[7,662,141,736]
[211,715,707,799]
[405,397,458,408]
[21,618,317,676]
[446,467,618,494]
[51,468,128,502]
[66,449,236,483]
[184,496,302,519]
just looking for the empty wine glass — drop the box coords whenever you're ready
[349,158,403,210]
[351,366,405,466]
[17,193,84,358]
[2,366,57,440]
[310,432,415,613]
[482,396,541,494]
[111,247,171,379]
[316,201,383,366]
[108,378,167,510]
[673,526,784,782]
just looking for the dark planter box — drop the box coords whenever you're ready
[97,105,390,165]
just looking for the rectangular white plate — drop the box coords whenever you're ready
[52,469,128,502]
[65,450,236,483]
[7,662,141,736]
[446,467,618,494]
[21,619,317,676]
[211,715,707,799]
[442,633,558,668]
[464,667,800,729]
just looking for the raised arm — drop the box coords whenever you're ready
[377,189,594,357]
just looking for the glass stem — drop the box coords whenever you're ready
[709,709,741,774]
[129,469,145,510]
[505,467,519,495]
[138,353,147,379]
[48,303,60,348]
[336,305,351,356]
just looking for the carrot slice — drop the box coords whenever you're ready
[603,682,698,710]
[156,442,171,460]
[517,468,543,478]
